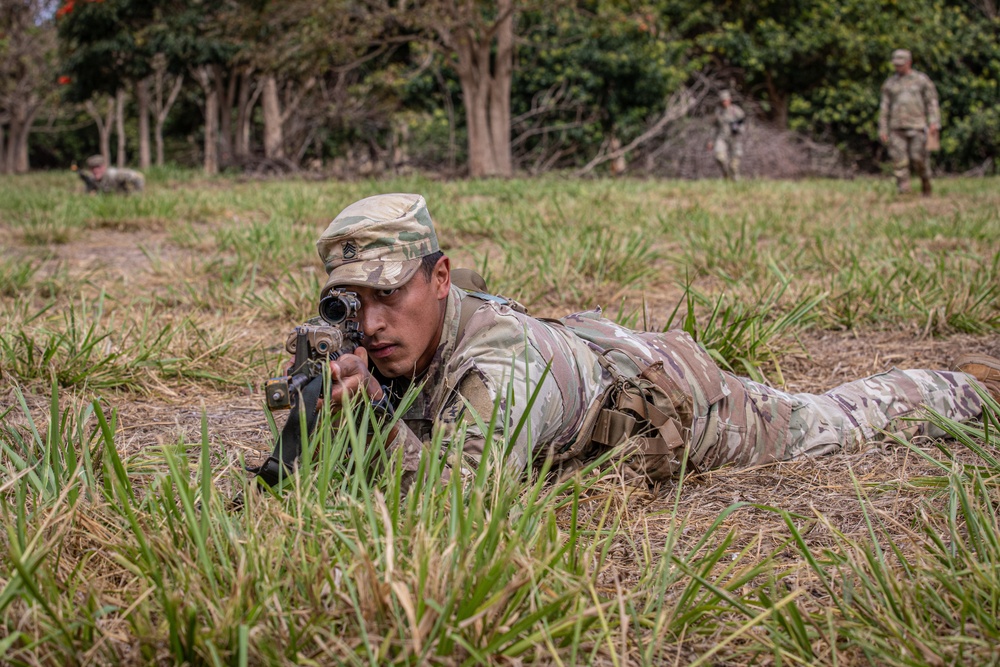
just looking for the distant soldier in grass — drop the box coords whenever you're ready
[879,49,940,196]
[709,90,746,181]
[76,155,145,194]
[279,194,999,487]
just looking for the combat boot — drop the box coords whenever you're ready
[921,177,932,197]
[953,354,1000,404]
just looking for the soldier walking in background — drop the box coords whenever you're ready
[76,155,145,194]
[878,49,940,196]
[709,91,746,181]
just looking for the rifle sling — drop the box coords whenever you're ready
[249,374,325,488]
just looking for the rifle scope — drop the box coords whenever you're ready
[318,290,360,325]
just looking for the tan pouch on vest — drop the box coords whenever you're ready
[557,352,693,482]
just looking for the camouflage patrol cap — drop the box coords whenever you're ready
[719,90,732,102]
[891,49,912,64]
[85,155,106,168]
[316,193,440,295]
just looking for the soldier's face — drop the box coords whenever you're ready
[92,164,106,179]
[893,60,911,74]
[350,256,451,378]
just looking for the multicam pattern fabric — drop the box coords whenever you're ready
[379,288,989,483]
[316,193,440,294]
[887,129,931,182]
[97,167,145,194]
[383,285,608,479]
[879,70,940,135]
[713,104,745,179]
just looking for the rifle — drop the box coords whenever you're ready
[250,290,363,487]
[71,164,100,193]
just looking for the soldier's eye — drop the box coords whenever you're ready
[378,288,397,298]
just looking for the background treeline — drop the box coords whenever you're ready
[2,0,998,178]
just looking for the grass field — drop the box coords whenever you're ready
[1,170,999,665]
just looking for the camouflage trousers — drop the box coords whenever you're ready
[690,368,984,471]
[888,129,930,188]
[714,137,743,180]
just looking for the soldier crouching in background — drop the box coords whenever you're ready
[74,155,145,194]
[708,90,746,181]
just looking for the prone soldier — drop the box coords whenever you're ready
[259,193,1000,489]
[76,155,145,194]
[878,49,940,196]
[708,91,746,181]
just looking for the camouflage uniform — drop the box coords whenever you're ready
[713,93,746,181]
[878,54,940,193]
[97,167,145,194]
[382,298,984,481]
[315,194,988,484]
[81,155,145,194]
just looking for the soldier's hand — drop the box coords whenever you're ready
[325,347,382,409]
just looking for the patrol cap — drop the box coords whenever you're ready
[316,193,440,296]
[85,155,105,168]
[891,49,912,64]
[719,90,732,102]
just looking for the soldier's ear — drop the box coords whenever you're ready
[433,256,451,300]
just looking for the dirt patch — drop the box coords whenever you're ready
[783,328,1000,394]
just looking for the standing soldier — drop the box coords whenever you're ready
[878,49,940,196]
[709,90,746,181]
[76,155,145,194]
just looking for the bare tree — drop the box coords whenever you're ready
[408,0,516,177]
[136,77,151,169]
[115,88,128,167]
[234,67,260,158]
[83,96,115,163]
[151,53,184,167]
[261,74,316,159]
[0,0,57,173]
[192,65,219,174]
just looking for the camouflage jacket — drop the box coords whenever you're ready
[97,167,145,194]
[879,70,940,134]
[383,285,746,480]
[714,105,746,142]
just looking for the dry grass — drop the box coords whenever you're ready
[1,170,999,665]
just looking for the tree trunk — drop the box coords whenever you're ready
[14,114,32,173]
[115,88,127,167]
[764,71,789,129]
[234,69,252,157]
[213,63,234,166]
[5,117,21,173]
[0,121,6,174]
[84,97,115,164]
[100,100,113,163]
[192,66,219,175]
[488,0,514,176]
[261,74,284,159]
[153,66,184,167]
[450,0,514,178]
[136,77,151,169]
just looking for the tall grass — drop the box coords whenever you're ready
[2,172,999,664]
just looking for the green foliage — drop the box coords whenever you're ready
[678,0,1000,170]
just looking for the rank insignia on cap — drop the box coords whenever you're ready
[343,240,358,259]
